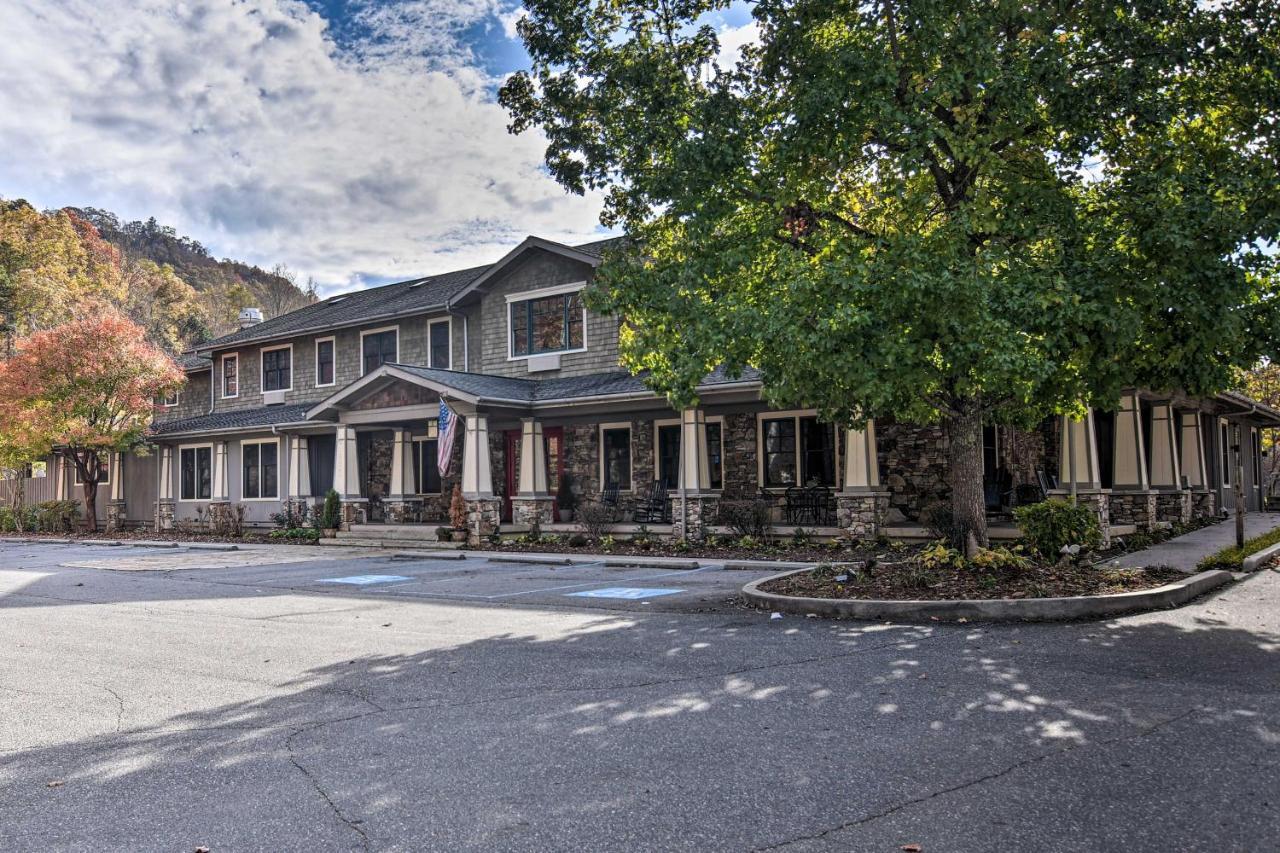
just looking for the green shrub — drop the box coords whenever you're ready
[35,500,80,533]
[969,545,1032,574]
[917,541,964,571]
[1198,526,1280,571]
[318,489,341,530]
[1014,499,1101,558]
[0,506,37,532]
[567,532,588,547]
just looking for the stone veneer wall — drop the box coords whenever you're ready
[876,419,949,522]
[721,413,759,499]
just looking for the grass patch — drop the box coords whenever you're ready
[1198,526,1280,571]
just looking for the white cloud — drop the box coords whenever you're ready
[0,0,606,295]
[715,18,759,70]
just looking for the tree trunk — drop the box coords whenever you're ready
[82,480,98,533]
[947,399,988,554]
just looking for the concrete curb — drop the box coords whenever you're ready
[1242,541,1280,572]
[742,568,1235,622]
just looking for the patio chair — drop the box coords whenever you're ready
[633,480,670,524]
[783,486,808,525]
[599,483,623,522]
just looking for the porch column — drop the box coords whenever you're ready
[460,414,499,543]
[211,441,230,501]
[1056,410,1110,547]
[106,451,126,532]
[155,445,175,531]
[837,420,890,538]
[1150,403,1189,523]
[51,456,66,501]
[287,435,312,500]
[512,418,554,529]
[332,425,364,527]
[671,409,718,541]
[1109,393,1155,532]
[1180,411,1214,518]
[385,429,419,523]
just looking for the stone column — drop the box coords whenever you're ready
[385,429,419,523]
[836,420,890,538]
[670,409,719,541]
[208,440,233,531]
[461,414,498,543]
[106,451,127,532]
[1149,403,1187,523]
[332,426,365,527]
[1109,393,1156,531]
[512,418,554,530]
[155,445,175,531]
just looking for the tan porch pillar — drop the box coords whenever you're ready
[1112,392,1149,490]
[1179,411,1208,489]
[837,420,889,538]
[155,445,175,531]
[461,414,493,498]
[211,441,230,501]
[677,409,712,493]
[332,426,361,500]
[1148,404,1182,490]
[517,418,548,496]
[841,421,881,491]
[52,456,66,501]
[287,435,312,500]
[388,430,414,501]
[1058,410,1101,490]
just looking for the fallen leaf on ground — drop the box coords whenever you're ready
[901,845,922,852]
[46,780,64,788]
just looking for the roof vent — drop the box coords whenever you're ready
[238,308,263,329]
[329,295,348,304]
[409,277,431,289]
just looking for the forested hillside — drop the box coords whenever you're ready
[0,199,314,355]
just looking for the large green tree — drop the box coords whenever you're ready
[502,0,1280,546]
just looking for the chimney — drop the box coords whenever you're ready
[238,308,263,330]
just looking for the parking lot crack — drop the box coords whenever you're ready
[751,707,1200,851]
[100,684,124,732]
[285,725,371,852]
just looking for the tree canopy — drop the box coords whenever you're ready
[503,0,1280,543]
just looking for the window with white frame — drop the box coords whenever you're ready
[261,345,292,393]
[428,319,451,369]
[654,419,724,490]
[508,284,586,358]
[157,390,179,407]
[600,424,632,492]
[315,337,335,387]
[410,420,442,494]
[361,327,398,375]
[179,446,212,500]
[241,440,279,499]
[759,413,837,488]
[222,354,239,398]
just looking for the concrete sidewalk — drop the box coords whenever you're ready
[1103,512,1280,571]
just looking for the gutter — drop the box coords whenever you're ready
[194,301,448,356]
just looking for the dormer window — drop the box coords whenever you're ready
[507,283,586,359]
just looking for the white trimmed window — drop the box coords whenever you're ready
[507,282,587,359]
[360,326,399,375]
[653,418,724,490]
[315,337,336,387]
[241,439,280,500]
[221,354,239,398]
[599,423,632,492]
[411,420,442,494]
[179,446,212,501]
[758,411,838,488]
[261,344,293,393]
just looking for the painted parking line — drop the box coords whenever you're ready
[566,587,684,600]
[317,574,413,585]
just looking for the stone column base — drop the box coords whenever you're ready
[1155,490,1191,525]
[339,499,367,529]
[836,490,891,539]
[384,499,421,524]
[671,493,719,542]
[1191,490,1216,520]
[106,499,127,533]
[155,499,175,532]
[464,497,501,545]
[511,496,555,531]
[1052,490,1112,549]
[1108,490,1157,532]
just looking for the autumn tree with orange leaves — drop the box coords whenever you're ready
[0,313,183,531]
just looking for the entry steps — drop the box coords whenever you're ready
[319,523,465,550]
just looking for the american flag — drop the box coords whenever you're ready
[438,399,459,477]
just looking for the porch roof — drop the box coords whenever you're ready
[150,403,313,438]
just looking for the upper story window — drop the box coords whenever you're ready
[315,337,335,387]
[262,345,293,393]
[429,319,451,369]
[508,284,586,358]
[156,390,179,407]
[221,354,239,398]
[361,327,398,375]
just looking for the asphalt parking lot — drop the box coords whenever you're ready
[2,539,1278,852]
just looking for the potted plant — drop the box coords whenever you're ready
[556,473,577,523]
[435,525,453,543]
[318,489,341,537]
[448,484,468,542]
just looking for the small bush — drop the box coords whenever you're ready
[36,500,80,533]
[270,502,311,531]
[436,526,453,542]
[917,541,964,571]
[718,500,772,538]
[969,545,1032,574]
[576,501,616,540]
[790,527,812,547]
[567,532,588,547]
[599,534,616,552]
[487,531,503,545]
[270,527,319,542]
[0,506,38,533]
[736,534,761,550]
[1014,499,1102,559]
[319,489,341,530]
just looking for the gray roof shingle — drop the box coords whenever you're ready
[194,236,623,353]
[179,353,211,373]
[390,363,760,403]
[151,403,312,436]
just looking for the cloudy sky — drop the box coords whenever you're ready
[0,0,756,295]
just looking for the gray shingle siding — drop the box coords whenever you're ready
[154,370,211,424]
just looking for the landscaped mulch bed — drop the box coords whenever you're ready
[759,562,1189,601]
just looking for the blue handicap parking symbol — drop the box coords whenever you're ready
[567,587,684,600]
[318,574,412,586]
